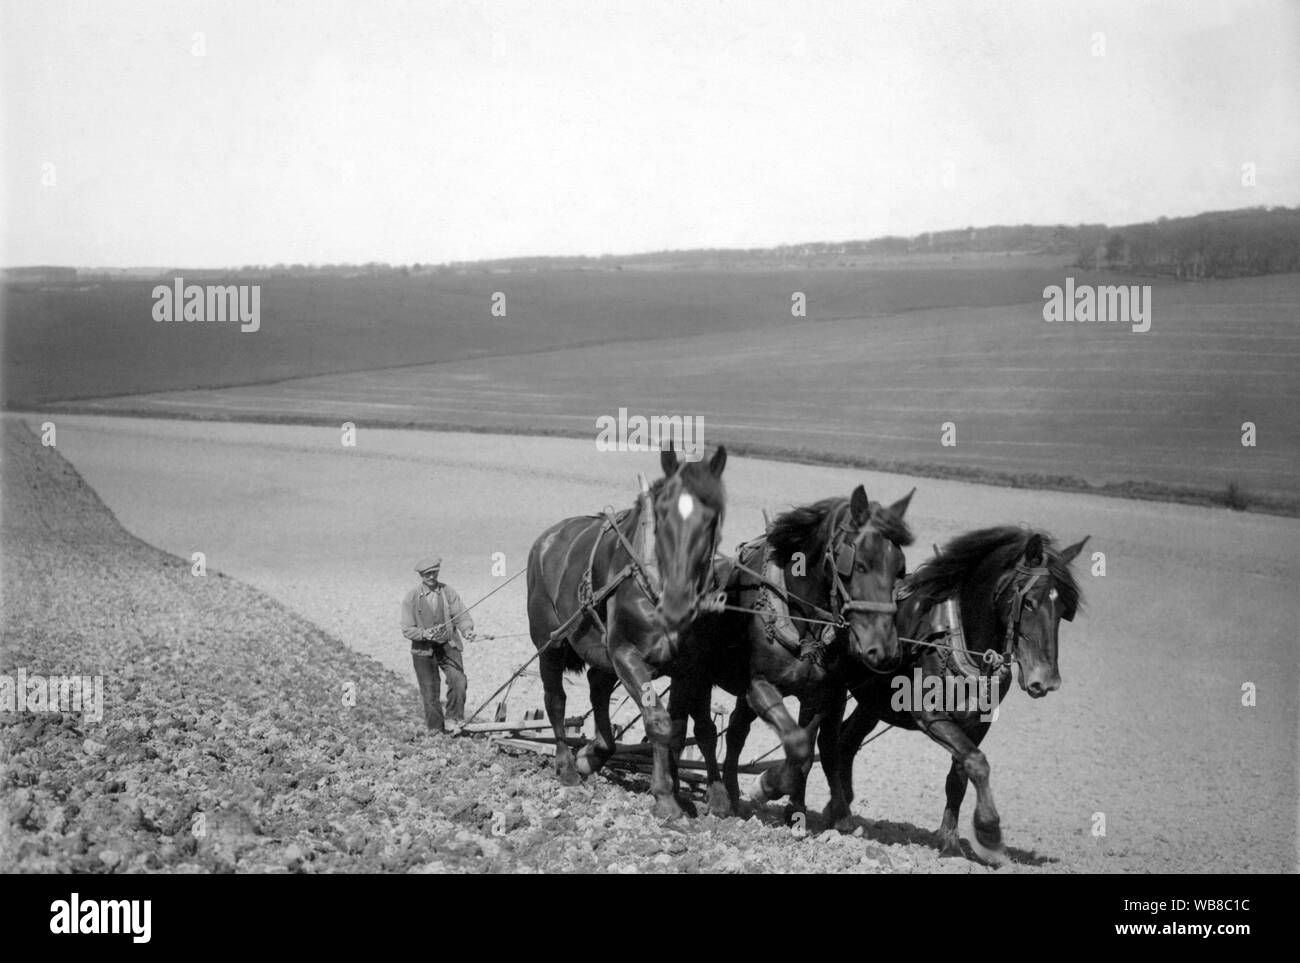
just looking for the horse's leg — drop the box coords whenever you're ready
[722,698,756,814]
[539,647,579,786]
[665,682,697,816]
[916,715,1005,865]
[746,678,812,808]
[576,667,618,777]
[784,700,824,827]
[935,719,991,856]
[833,698,880,818]
[687,687,729,815]
[814,687,851,828]
[610,643,682,819]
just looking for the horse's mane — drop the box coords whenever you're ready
[767,496,914,566]
[906,526,1082,616]
[648,458,726,512]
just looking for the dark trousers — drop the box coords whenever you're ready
[412,645,466,730]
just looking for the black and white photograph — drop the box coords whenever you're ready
[1,0,1296,906]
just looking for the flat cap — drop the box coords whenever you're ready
[415,555,442,574]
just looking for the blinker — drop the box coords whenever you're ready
[834,540,856,576]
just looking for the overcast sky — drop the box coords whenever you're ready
[3,0,1298,267]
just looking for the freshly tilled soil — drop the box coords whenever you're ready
[1,421,969,873]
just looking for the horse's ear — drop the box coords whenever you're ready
[1024,533,1045,566]
[660,446,679,477]
[1059,535,1090,564]
[850,484,871,526]
[888,487,916,518]
[709,445,727,478]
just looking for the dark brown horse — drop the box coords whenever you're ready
[525,446,727,817]
[668,485,914,820]
[832,526,1089,864]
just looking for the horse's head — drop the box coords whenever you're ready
[651,445,727,634]
[997,533,1089,698]
[832,485,914,670]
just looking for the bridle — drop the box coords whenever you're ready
[987,560,1052,673]
[646,481,726,619]
[826,505,899,623]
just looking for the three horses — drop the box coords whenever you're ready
[525,448,1088,861]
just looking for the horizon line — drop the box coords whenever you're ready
[4,203,1296,273]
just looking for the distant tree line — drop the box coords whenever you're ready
[1076,206,1300,279]
[8,206,1297,282]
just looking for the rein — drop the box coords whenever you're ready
[902,560,1051,677]
[716,504,898,637]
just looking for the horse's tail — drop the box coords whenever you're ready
[562,643,587,676]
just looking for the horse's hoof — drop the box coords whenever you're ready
[747,770,776,805]
[935,830,963,857]
[652,796,688,820]
[556,764,581,787]
[783,804,808,828]
[822,801,851,827]
[969,817,1009,867]
[968,835,1009,867]
[575,747,607,777]
[705,782,732,817]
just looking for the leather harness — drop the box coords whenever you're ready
[550,494,721,648]
[728,503,899,657]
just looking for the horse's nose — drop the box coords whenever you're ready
[1027,680,1046,698]
[656,598,693,629]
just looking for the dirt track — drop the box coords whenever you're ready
[6,414,1299,872]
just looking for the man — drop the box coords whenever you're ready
[401,556,475,733]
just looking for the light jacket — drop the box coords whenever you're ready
[401,582,474,653]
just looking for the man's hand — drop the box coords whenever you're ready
[461,631,476,644]
[422,627,445,643]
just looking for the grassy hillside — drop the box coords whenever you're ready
[4,257,1074,406]
[40,272,1300,511]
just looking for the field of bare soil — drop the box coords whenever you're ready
[2,421,959,873]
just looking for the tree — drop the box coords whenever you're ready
[1104,232,1125,267]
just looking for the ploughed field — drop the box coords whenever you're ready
[9,260,1296,509]
[10,414,1297,873]
[0,421,936,874]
